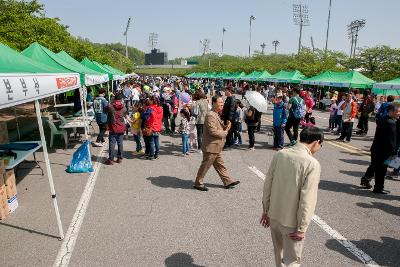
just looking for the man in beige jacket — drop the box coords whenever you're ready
[260,127,323,266]
[193,96,240,191]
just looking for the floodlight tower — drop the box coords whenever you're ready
[347,19,366,57]
[249,15,256,57]
[123,17,131,58]
[293,4,310,54]
[200,39,211,56]
[148,32,158,50]
[221,27,227,55]
[272,40,280,54]
[260,43,266,54]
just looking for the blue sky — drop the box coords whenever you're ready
[39,0,400,59]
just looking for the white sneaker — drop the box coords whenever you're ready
[92,142,103,147]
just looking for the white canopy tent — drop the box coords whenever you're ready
[0,72,82,239]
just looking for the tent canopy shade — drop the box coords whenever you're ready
[0,43,81,110]
[302,70,375,89]
[265,70,305,83]
[57,51,109,85]
[373,77,400,90]
[21,42,103,86]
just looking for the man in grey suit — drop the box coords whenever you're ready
[193,96,240,191]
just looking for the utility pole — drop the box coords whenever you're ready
[311,36,315,52]
[249,15,256,57]
[293,4,310,55]
[272,40,280,54]
[221,27,227,55]
[347,19,366,58]
[123,17,131,58]
[325,0,332,52]
[260,43,266,54]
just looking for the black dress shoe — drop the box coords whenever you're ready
[193,185,209,191]
[360,178,372,189]
[372,189,390,195]
[225,181,240,189]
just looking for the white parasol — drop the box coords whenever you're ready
[245,91,268,113]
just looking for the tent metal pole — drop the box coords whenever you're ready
[82,86,90,139]
[13,107,21,140]
[79,87,89,140]
[107,82,111,102]
[34,100,64,240]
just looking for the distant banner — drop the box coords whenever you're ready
[0,73,81,109]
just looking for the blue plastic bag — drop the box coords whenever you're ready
[66,141,94,173]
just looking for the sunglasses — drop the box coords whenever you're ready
[318,140,323,147]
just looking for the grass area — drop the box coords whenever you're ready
[134,68,191,76]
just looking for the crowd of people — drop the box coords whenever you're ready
[86,74,400,266]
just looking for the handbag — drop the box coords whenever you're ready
[142,126,153,136]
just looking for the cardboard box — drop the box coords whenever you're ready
[4,170,17,199]
[7,195,18,213]
[0,159,4,187]
[0,122,8,145]
[0,185,9,220]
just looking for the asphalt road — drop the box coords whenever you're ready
[0,109,399,267]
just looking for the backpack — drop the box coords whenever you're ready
[93,98,104,114]
[292,97,306,119]
[108,106,126,134]
[245,108,256,123]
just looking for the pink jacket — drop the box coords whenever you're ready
[305,96,315,113]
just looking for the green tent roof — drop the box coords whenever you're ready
[0,43,62,73]
[240,71,261,81]
[266,70,305,84]
[0,42,81,109]
[372,77,400,96]
[22,42,105,86]
[102,64,125,76]
[303,70,375,89]
[81,57,114,80]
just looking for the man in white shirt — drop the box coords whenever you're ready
[335,95,345,134]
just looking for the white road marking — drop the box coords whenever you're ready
[248,166,380,267]
[53,145,107,267]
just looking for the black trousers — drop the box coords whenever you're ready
[233,122,242,144]
[225,121,234,146]
[247,125,256,148]
[285,117,301,142]
[196,124,204,149]
[339,121,353,141]
[358,116,369,133]
[364,152,388,191]
[305,112,312,123]
[171,114,177,132]
[96,123,107,143]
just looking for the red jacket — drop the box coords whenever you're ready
[106,100,127,134]
[305,96,315,112]
[145,104,163,132]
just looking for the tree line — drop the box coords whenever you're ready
[0,0,145,73]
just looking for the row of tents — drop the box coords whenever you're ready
[0,41,135,239]
[187,70,400,95]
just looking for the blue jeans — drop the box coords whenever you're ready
[133,134,142,152]
[149,133,160,156]
[109,133,124,160]
[182,133,190,154]
[273,126,284,148]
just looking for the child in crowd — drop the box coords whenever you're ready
[272,95,287,150]
[179,109,191,156]
[130,104,144,154]
[189,114,198,151]
[233,100,243,145]
[328,99,338,131]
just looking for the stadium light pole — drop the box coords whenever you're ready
[123,17,131,58]
[325,0,332,52]
[221,27,227,55]
[293,4,310,55]
[249,15,256,57]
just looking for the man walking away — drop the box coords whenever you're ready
[337,93,357,143]
[105,94,127,165]
[285,88,305,146]
[93,88,108,147]
[261,127,323,267]
[193,96,240,191]
[360,103,400,194]
[221,86,237,148]
[122,82,132,111]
